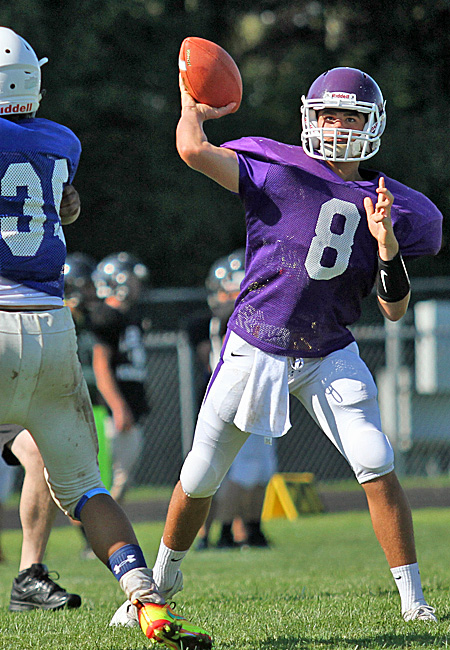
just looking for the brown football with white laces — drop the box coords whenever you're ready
[179,36,242,112]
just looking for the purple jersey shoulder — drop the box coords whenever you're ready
[220,137,443,357]
[222,136,443,258]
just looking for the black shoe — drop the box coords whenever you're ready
[246,530,270,548]
[196,537,209,551]
[9,563,82,611]
[216,534,242,549]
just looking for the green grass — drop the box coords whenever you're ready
[0,509,449,649]
[4,475,450,510]
[317,475,450,492]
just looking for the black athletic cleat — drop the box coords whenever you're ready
[195,536,209,551]
[9,563,82,611]
[246,530,270,548]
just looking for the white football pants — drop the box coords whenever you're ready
[0,307,104,517]
[180,334,394,498]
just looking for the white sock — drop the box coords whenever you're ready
[391,562,426,614]
[119,567,164,605]
[152,538,187,592]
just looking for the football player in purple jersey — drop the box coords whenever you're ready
[112,67,443,628]
[0,27,211,648]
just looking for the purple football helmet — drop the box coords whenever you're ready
[301,67,386,162]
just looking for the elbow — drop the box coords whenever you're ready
[378,293,410,322]
[384,310,405,323]
[177,142,204,171]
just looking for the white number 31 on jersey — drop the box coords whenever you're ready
[0,159,68,256]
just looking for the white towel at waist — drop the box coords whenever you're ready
[233,344,291,438]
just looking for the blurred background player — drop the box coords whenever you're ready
[64,252,101,401]
[64,252,102,559]
[0,446,16,563]
[91,252,150,504]
[0,425,81,611]
[64,252,99,368]
[195,250,277,550]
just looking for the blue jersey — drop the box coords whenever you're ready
[0,117,81,298]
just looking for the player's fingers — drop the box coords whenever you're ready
[61,184,78,204]
[210,102,236,118]
[378,176,385,190]
[363,196,375,217]
[376,196,389,210]
[179,74,197,107]
[198,102,236,120]
[179,72,188,92]
[60,185,80,219]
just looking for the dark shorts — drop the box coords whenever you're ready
[0,424,25,466]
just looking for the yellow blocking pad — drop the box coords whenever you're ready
[93,405,112,489]
[261,472,324,521]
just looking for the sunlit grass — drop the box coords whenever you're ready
[0,508,449,649]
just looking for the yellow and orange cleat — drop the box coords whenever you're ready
[134,600,212,649]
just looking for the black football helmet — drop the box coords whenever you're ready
[92,252,149,301]
[206,248,245,320]
[63,252,97,308]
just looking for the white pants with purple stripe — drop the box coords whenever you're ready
[180,332,394,498]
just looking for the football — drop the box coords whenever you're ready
[178,36,242,112]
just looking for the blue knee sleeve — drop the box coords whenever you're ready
[74,487,111,521]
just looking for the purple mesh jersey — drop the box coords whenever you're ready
[221,137,443,358]
[0,117,81,298]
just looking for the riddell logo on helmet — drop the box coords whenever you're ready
[324,92,356,101]
[0,103,33,115]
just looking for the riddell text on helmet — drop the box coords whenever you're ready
[0,103,33,114]
[324,92,357,100]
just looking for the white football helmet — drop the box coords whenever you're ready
[301,67,386,162]
[0,27,48,117]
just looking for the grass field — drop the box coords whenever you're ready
[0,508,449,649]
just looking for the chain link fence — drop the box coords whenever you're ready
[133,284,450,487]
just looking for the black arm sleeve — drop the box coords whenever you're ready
[376,252,410,303]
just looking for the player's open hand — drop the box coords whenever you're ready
[179,74,236,121]
[364,177,399,260]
